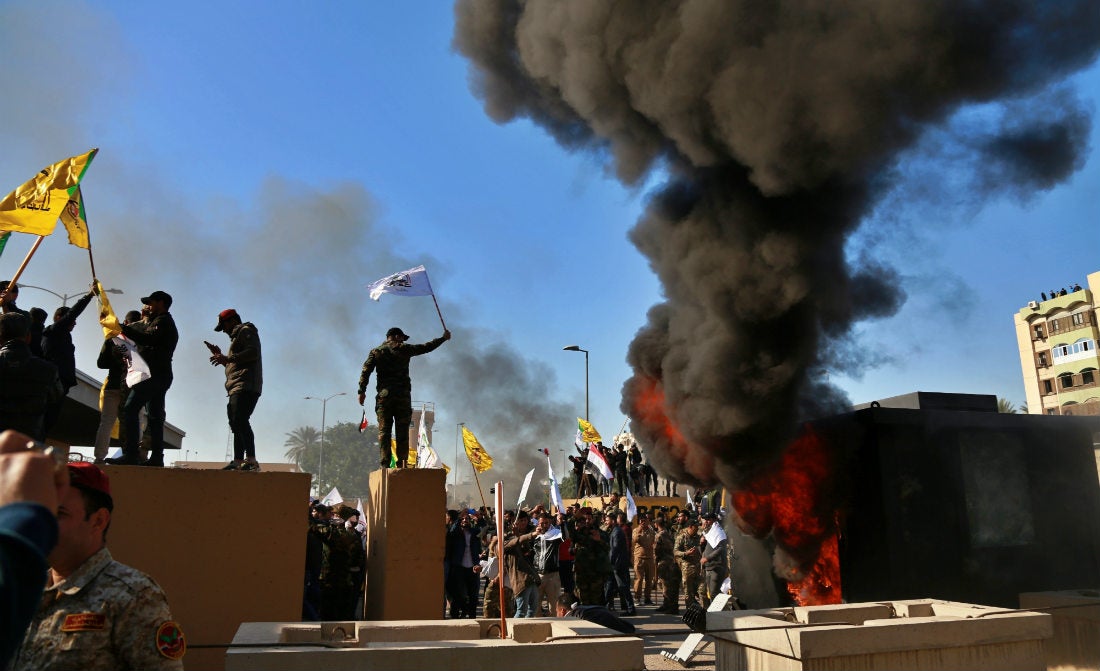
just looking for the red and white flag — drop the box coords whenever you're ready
[586,442,614,480]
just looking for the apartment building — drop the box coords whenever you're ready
[1014,271,1100,416]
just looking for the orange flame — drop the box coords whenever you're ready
[733,426,842,606]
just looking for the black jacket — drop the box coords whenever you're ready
[40,292,93,391]
[121,312,178,379]
[0,340,62,438]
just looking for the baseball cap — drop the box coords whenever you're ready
[140,290,173,308]
[214,308,239,331]
[386,327,409,341]
[700,512,717,521]
[69,462,112,502]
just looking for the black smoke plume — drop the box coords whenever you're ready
[454,1,1100,488]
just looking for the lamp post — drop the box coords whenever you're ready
[454,422,465,505]
[562,345,589,420]
[305,392,346,496]
[18,283,122,306]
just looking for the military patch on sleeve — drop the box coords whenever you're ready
[156,621,186,660]
[61,612,106,631]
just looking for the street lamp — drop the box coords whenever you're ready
[454,422,465,505]
[305,392,346,495]
[18,283,122,306]
[562,345,589,420]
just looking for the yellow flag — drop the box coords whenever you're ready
[58,185,89,248]
[578,417,602,444]
[461,426,493,473]
[0,149,98,237]
[95,280,122,339]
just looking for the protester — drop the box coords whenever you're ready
[556,591,635,634]
[357,326,450,468]
[208,309,263,471]
[92,311,142,464]
[13,461,185,669]
[532,512,563,616]
[699,512,729,607]
[39,288,95,437]
[674,516,704,610]
[605,511,636,615]
[0,313,62,440]
[0,429,69,668]
[445,509,482,619]
[107,291,178,467]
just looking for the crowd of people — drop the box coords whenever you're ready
[568,441,668,498]
[443,492,732,622]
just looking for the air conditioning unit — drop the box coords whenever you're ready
[1028,300,1039,309]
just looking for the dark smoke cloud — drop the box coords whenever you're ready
[454,1,1100,488]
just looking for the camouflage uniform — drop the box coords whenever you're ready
[631,525,656,603]
[655,527,680,612]
[358,335,447,466]
[674,526,703,608]
[570,525,612,606]
[14,547,184,670]
[318,521,361,620]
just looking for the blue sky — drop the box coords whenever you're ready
[1,2,1097,483]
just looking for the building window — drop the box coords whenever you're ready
[1072,312,1085,326]
[1083,370,1095,385]
[1046,408,1058,415]
[1043,379,1053,394]
[1034,325,1045,339]
[1051,320,1061,333]
[1059,374,1074,390]
[1038,352,1048,367]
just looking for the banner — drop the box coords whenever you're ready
[366,264,434,300]
[517,467,535,508]
[625,488,637,522]
[586,442,614,480]
[462,426,493,473]
[0,148,98,237]
[321,486,343,507]
[704,519,728,547]
[111,335,150,388]
[577,417,602,444]
[547,453,564,513]
[96,280,122,338]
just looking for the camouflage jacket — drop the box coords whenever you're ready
[358,336,447,398]
[654,528,676,563]
[13,547,184,670]
[673,528,701,567]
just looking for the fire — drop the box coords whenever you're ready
[733,425,843,606]
[630,377,842,606]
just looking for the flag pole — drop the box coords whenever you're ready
[494,482,508,640]
[431,294,447,331]
[2,235,46,296]
[472,467,488,510]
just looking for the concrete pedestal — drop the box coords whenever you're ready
[1020,589,1100,671]
[104,465,311,671]
[709,599,1052,671]
[365,468,446,620]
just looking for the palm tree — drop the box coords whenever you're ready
[996,397,1018,414]
[284,425,320,463]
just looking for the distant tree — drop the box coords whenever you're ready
[996,397,1019,414]
[284,426,320,463]
[283,422,379,498]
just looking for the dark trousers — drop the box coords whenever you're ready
[603,565,635,611]
[227,391,260,460]
[375,395,412,465]
[446,565,480,618]
[39,390,70,442]
[125,375,171,461]
[559,559,576,593]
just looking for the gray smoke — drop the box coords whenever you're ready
[454,0,1100,488]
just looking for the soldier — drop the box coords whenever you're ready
[674,516,703,610]
[357,326,450,468]
[14,462,185,669]
[631,513,656,606]
[569,513,612,606]
[654,516,680,614]
[699,512,729,607]
[316,506,361,620]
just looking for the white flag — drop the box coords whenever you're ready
[367,264,434,301]
[625,488,638,522]
[112,335,151,387]
[321,486,343,507]
[547,455,564,513]
[704,520,728,547]
[517,467,535,507]
[416,409,439,468]
[686,487,695,511]
[356,498,367,535]
[538,526,562,542]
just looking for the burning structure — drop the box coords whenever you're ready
[456,2,1100,605]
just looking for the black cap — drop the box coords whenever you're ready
[386,327,409,341]
[700,512,717,521]
[140,290,173,308]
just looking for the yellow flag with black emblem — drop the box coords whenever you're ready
[95,279,122,339]
[0,149,98,237]
[461,426,493,473]
[58,185,90,248]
